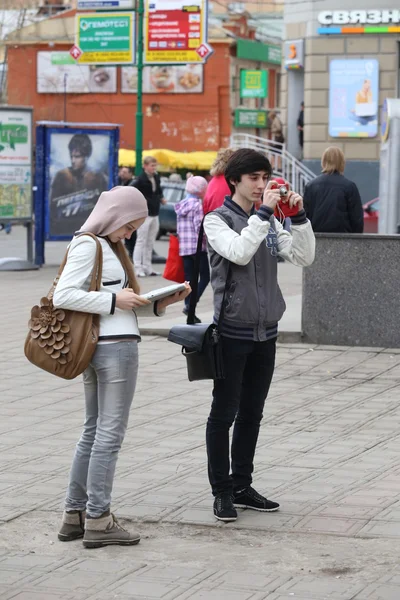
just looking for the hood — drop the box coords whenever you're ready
[174,195,200,217]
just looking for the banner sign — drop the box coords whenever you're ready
[329,59,379,138]
[145,0,209,64]
[76,12,135,64]
[37,52,117,93]
[234,109,268,128]
[78,0,135,8]
[121,64,203,93]
[0,107,32,220]
[240,70,268,99]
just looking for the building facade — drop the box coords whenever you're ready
[280,1,400,201]
[5,10,281,153]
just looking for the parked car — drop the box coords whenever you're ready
[158,182,186,239]
[363,198,379,233]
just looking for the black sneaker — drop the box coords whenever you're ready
[233,487,280,512]
[213,493,238,522]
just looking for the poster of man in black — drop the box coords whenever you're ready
[49,133,109,237]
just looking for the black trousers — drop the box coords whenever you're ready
[206,335,276,496]
[125,231,137,261]
[183,252,210,310]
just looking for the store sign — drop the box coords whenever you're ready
[76,12,135,64]
[381,98,390,142]
[236,39,281,65]
[77,0,135,8]
[318,10,400,25]
[0,107,32,220]
[144,0,212,64]
[234,109,268,128]
[121,64,203,93]
[329,59,379,138]
[284,39,304,70]
[240,70,268,99]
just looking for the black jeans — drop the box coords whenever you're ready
[125,231,137,261]
[183,252,210,310]
[206,336,276,496]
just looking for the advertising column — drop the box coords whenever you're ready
[0,106,35,271]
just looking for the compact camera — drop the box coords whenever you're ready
[270,178,299,219]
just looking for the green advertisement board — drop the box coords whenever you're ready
[240,70,268,98]
[0,107,32,220]
[76,12,135,64]
[234,109,268,128]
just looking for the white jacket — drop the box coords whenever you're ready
[53,236,159,341]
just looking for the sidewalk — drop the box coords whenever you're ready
[1,227,400,599]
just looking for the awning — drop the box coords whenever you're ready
[119,148,217,171]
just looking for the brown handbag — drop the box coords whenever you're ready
[24,233,103,380]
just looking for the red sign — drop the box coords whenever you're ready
[195,43,213,60]
[145,0,208,64]
[69,45,83,61]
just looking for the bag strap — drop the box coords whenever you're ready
[48,233,103,299]
[187,219,230,328]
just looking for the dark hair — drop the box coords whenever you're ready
[224,148,272,196]
[68,134,92,158]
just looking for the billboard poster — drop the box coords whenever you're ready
[37,52,117,94]
[145,0,207,64]
[0,107,32,220]
[329,59,379,138]
[45,129,113,238]
[121,64,203,93]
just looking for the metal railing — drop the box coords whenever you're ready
[230,133,316,196]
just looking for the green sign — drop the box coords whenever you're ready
[234,109,268,128]
[237,39,281,65]
[240,70,268,98]
[76,12,135,64]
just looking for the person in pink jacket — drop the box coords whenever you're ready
[203,148,235,214]
[175,176,210,322]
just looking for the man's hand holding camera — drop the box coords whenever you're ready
[262,180,304,215]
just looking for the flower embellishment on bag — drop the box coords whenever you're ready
[28,297,72,365]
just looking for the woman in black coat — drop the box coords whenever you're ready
[303,147,364,234]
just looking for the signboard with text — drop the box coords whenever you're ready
[0,107,32,220]
[144,0,210,64]
[240,70,268,98]
[76,12,135,64]
[78,0,135,9]
[234,109,268,128]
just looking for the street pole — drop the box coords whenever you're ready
[135,0,144,176]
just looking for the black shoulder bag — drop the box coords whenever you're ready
[167,220,229,382]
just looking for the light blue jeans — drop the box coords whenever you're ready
[65,341,139,517]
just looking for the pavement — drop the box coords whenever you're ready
[1,227,400,599]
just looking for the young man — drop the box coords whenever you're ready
[204,148,315,522]
[132,156,165,277]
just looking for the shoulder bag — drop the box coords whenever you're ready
[24,233,103,380]
[167,221,229,382]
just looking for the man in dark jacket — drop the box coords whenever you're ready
[132,156,165,276]
[303,146,364,233]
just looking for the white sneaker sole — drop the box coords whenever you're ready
[214,514,237,522]
[233,503,280,512]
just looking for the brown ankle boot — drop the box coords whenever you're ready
[83,510,140,549]
[58,510,86,542]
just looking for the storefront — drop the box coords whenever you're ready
[280,4,400,201]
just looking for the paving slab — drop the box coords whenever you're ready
[2,227,400,599]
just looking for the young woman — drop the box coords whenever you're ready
[53,185,190,548]
[175,176,210,323]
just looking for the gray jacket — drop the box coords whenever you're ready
[208,204,286,332]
